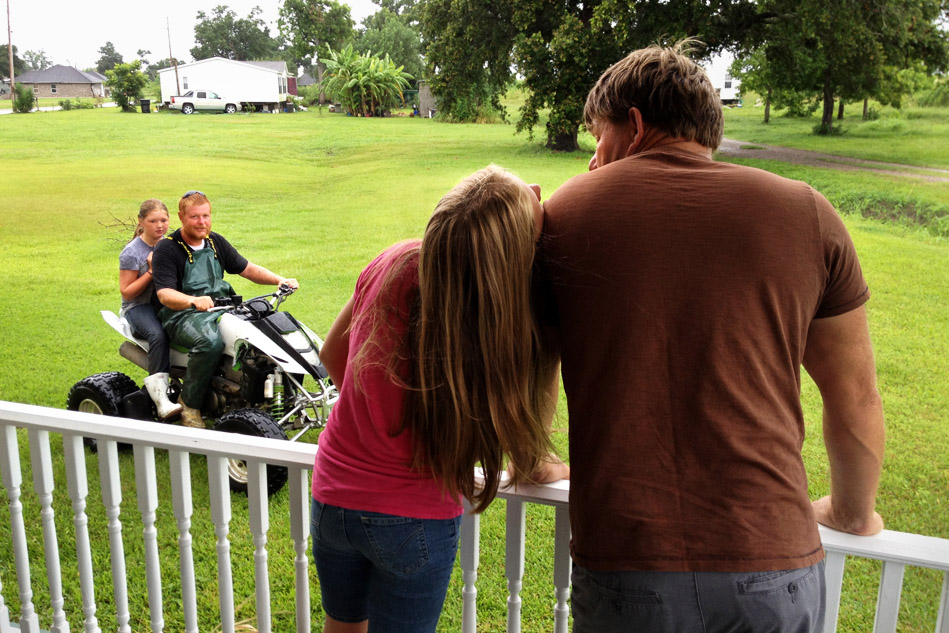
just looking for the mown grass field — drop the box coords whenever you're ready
[0,103,946,632]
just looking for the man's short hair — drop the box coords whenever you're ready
[584,41,724,150]
[179,190,210,214]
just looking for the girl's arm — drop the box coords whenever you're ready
[119,263,153,302]
[320,295,355,387]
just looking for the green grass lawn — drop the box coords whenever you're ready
[0,105,946,632]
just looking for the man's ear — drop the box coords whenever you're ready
[626,107,645,156]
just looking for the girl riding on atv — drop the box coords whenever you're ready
[118,199,182,420]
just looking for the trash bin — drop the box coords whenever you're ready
[140,99,151,113]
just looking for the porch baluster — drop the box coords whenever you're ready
[28,429,69,633]
[208,455,235,633]
[62,434,100,633]
[873,561,905,633]
[505,499,526,633]
[288,467,311,633]
[247,460,271,633]
[822,550,847,633]
[552,506,570,633]
[460,502,480,633]
[168,449,199,633]
[133,445,163,633]
[98,440,130,633]
[0,425,40,633]
[937,572,949,633]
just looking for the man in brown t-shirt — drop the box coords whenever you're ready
[539,43,885,632]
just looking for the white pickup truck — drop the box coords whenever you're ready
[169,90,242,114]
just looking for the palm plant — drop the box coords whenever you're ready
[323,45,413,116]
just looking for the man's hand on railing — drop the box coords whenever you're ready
[812,494,884,536]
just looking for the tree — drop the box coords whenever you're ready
[1,44,27,79]
[422,0,765,150]
[191,5,280,60]
[736,0,949,134]
[106,60,148,112]
[421,0,517,123]
[279,0,354,102]
[96,42,124,74]
[23,49,52,72]
[323,44,413,115]
[354,7,423,81]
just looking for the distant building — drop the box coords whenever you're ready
[702,53,741,105]
[15,65,108,99]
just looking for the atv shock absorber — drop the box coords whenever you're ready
[272,371,285,419]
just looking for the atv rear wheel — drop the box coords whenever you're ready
[213,408,289,496]
[67,372,139,452]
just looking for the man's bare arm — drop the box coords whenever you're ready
[803,305,885,535]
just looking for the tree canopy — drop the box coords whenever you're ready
[191,5,281,60]
[354,5,423,81]
[279,0,354,63]
[96,42,124,74]
[733,0,949,132]
[106,60,148,112]
[422,0,763,150]
[23,50,52,72]
[1,45,28,79]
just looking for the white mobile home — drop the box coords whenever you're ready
[702,52,741,105]
[159,58,291,112]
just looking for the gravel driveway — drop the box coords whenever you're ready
[716,138,949,182]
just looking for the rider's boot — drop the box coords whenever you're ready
[144,373,184,421]
[179,404,205,429]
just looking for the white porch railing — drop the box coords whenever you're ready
[0,400,947,633]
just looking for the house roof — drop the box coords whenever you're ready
[297,72,316,86]
[243,61,288,73]
[157,57,287,76]
[16,65,104,84]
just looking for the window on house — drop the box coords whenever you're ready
[183,77,189,90]
[32,85,38,94]
[724,81,732,89]
[725,72,732,81]
[51,84,57,94]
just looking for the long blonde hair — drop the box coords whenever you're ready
[352,166,558,513]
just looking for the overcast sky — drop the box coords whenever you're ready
[6,0,380,71]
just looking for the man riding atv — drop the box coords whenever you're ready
[153,189,298,429]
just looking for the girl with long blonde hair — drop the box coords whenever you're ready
[311,165,568,633]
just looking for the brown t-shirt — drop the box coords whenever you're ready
[540,148,869,572]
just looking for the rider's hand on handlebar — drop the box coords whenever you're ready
[278,278,299,293]
[191,296,215,312]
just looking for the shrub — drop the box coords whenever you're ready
[58,99,74,111]
[916,80,949,107]
[13,83,36,113]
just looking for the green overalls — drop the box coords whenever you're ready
[159,239,235,410]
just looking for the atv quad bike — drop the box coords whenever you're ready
[67,285,338,496]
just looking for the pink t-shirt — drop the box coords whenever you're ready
[312,241,464,519]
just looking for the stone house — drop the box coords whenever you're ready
[15,65,109,99]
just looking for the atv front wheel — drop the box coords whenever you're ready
[67,372,139,452]
[213,408,289,496]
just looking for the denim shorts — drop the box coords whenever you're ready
[572,560,825,633]
[311,499,462,632]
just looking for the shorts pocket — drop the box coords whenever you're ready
[739,566,816,596]
[361,515,430,576]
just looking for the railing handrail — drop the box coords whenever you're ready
[0,400,317,468]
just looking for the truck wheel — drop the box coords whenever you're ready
[182,103,195,114]
[225,104,237,114]
[213,408,289,496]
[67,372,139,453]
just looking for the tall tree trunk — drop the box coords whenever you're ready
[863,98,869,121]
[820,70,835,134]
[546,129,579,152]
[837,99,845,120]
[764,87,772,123]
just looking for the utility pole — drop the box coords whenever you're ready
[6,0,14,109]
[168,17,180,97]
